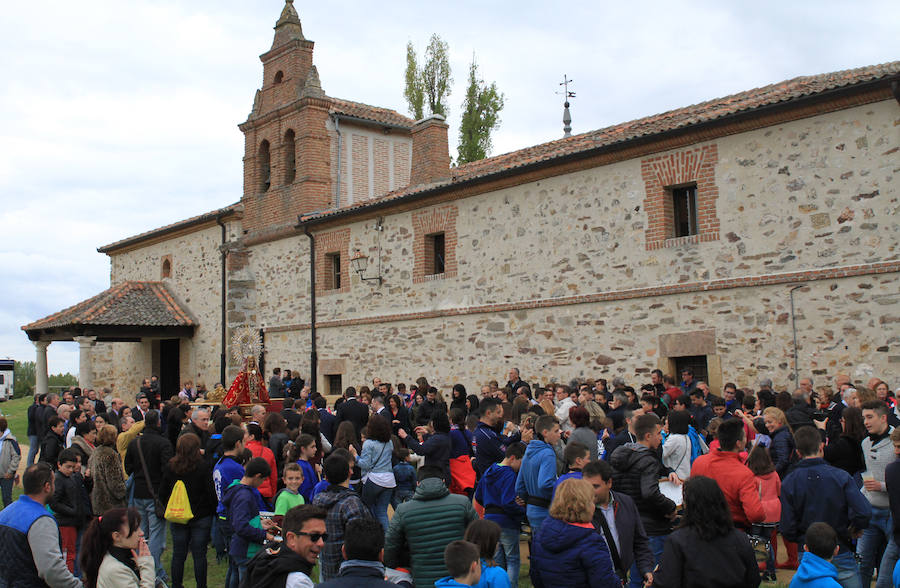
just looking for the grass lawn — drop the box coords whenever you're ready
[1,395,790,587]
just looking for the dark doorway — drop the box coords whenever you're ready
[674,355,709,386]
[160,339,180,401]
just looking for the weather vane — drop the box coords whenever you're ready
[557,75,576,137]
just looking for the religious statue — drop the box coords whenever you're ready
[222,326,270,408]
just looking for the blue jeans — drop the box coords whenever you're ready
[170,515,212,588]
[27,435,39,466]
[877,537,900,588]
[132,497,167,580]
[494,526,521,587]
[526,505,549,534]
[361,480,393,533]
[628,535,667,588]
[229,554,249,588]
[858,505,892,587]
[0,477,13,508]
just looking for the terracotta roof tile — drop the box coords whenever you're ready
[98,203,241,254]
[302,61,900,223]
[330,98,414,128]
[22,281,196,332]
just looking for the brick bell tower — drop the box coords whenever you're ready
[238,0,333,238]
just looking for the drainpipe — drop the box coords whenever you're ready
[332,114,342,208]
[789,284,804,385]
[303,225,317,396]
[216,214,227,387]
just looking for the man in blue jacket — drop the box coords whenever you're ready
[583,459,654,588]
[473,399,530,476]
[781,426,871,588]
[475,442,526,587]
[516,415,560,532]
[223,457,278,588]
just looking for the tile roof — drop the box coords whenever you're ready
[302,60,900,224]
[22,281,196,332]
[330,98,415,129]
[98,203,241,254]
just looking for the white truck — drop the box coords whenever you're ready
[0,359,14,401]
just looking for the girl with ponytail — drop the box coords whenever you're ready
[79,507,154,588]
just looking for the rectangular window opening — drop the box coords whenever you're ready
[674,355,709,386]
[426,232,446,275]
[326,374,342,396]
[326,252,341,290]
[671,185,698,238]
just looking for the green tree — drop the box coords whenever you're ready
[403,34,452,119]
[49,373,79,388]
[457,57,504,164]
[14,360,35,397]
[403,41,425,120]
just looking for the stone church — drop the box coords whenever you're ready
[23,1,900,399]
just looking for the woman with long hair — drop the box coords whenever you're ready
[450,384,468,414]
[300,408,328,464]
[529,478,619,588]
[263,411,289,477]
[654,476,760,587]
[87,425,127,515]
[353,414,396,531]
[332,421,361,454]
[158,433,217,588]
[80,507,154,588]
[386,394,411,435]
[824,406,866,478]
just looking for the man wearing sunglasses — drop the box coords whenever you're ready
[245,504,328,588]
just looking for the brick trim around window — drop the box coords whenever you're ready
[641,144,720,250]
[412,205,458,283]
[315,228,350,295]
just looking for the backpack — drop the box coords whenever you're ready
[164,480,194,524]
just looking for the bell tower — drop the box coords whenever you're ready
[239,0,333,238]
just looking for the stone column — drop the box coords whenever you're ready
[34,341,50,397]
[73,336,97,390]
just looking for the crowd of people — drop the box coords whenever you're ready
[1,367,899,588]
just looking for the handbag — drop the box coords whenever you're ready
[164,480,194,524]
[135,437,166,519]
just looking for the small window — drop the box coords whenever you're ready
[671,185,698,237]
[326,252,341,290]
[284,130,296,184]
[161,258,172,278]
[326,374,342,396]
[274,70,284,84]
[0,375,4,385]
[259,140,271,193]
[425,232,445,275]
[674,355,709,386]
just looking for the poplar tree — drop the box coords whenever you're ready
[457,57,504,164]
[403,34,452,119]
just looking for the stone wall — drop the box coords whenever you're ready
[91,219,241,394]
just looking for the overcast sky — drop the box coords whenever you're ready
[1,0,897,378]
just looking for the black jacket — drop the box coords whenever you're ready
[335,399,369,440]
[592,490,653,580]
[786,401,816,431]
[159,460,218,520]
[26,402,40,437]
[319,408,337,444]
[653,527,760,588]
[609,443,675,536]
[769,426,796,479]
[245,544,313,588]
[124,427,174,499]
[316,562,397,588]
[50,471,91,528]
[824,434,865,477]
[39,430,64,467]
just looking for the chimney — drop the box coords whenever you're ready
[410,114,450,186]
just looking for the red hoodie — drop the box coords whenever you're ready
[246,439,278,501]
[691,450,766,527]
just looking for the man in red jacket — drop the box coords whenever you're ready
[690,418,765,529]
